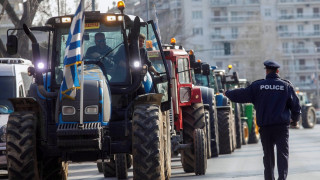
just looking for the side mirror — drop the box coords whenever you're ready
[83,34,89,41]
[7,35,18,55]
[28,66,35,76]
[232,72,239,84]
[202,63,210,76]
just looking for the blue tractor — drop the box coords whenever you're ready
[5,2,171,180]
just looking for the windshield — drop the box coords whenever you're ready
[55,24,128,84]
[194,74,209,87]
[0,76,15,114]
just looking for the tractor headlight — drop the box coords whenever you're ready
[62,106,76,115]
[180,87,191,103]
[85,105,98,115]
[133,61,140,68]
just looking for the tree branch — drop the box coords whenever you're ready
[0,0,20,26]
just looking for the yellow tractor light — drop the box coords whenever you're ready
[170,38,176,45]
[106,16,116,22]
[61,17,72,23]
[117,1,125,11]
[197,59,201,63]
[146,40,153,49]
[189,50,194,55]
[228,64,232,69]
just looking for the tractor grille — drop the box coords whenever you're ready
[57,123,102,151]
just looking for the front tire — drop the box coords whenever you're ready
[234,103,242,149]
[302,106,316,129]
[242,121,249,145]
[210,106,219,157]
[132,104,165,180]
[217,108,233,154]
[181,103,206,174]
[115,154,128,179]
[194,129,206,175]
[204,109,211,159]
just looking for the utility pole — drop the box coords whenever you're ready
[92,0,95,11]
[146,0,149,20]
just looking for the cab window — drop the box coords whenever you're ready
[177,58,190,84]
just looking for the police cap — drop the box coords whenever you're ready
[263,60,280,70]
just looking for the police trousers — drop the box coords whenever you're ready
[259,125,289,180]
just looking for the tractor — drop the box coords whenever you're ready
[212,69,238,153]
[5,2,171,180]
[147,38,207,175]
[296,91,317,128]
[188,54,219,157]
[233,78,260,144]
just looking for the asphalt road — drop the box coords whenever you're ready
[1,125,320,179]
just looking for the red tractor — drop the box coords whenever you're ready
[147,38,207,175]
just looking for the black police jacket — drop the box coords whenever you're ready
[225,73,301,127]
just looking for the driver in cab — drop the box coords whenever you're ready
[85,32,112,59]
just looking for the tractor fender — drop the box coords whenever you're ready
[134,93,163,107]
[198,86,214,108]
[216,94,229,107]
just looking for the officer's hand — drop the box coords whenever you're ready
[154,71,160,76]
[290,120,299,129]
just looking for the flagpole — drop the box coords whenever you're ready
[79,0,84,128]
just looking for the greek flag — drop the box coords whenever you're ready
[152,4,161,49]
[61,0,85,99]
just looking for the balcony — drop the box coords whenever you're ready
[211,15,260,24]
[211,0,260,6]
[278,31,320,39]
[278,14,320,21]
[277,0,320,5]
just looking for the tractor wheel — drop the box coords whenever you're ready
[132,104,165,180]
[194,129,206,175]
[181,103,206,173]
[102,157,116,177]
[97,162,103,173]
[7,112,67,180]
[210,106,219,157]
[242,121,249,145]
[302,106,316,129]
[163,111,171,180]
[217,108,233,154]
[248,117,260,144]
[115,154,128,179]
[234,104,242,149]
[204,109,211,159]
[126,154,132,169]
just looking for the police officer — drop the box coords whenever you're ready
[225,60,301,180]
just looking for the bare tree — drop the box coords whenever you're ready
[0,0,45,58]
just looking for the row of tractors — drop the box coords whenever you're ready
[2,1,316,180]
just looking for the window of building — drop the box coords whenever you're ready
[280,9,287,18]
[231,27,238,38]
[299,59,305,66]
[297,8,303,18]
[192,11,203,19]
[315,42,320,52]
[314,24,320,35]
[282,42,289,53]
[265,9,271,17]
[230,0,237,4]
[300,76,306,82]
[313,7,319,17]
[297,25,304,36]
[193,27,203,35]
[231,11,238,21]
[214,28,221,36]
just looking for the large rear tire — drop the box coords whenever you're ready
[181,103,206,174]
[210,106,219,157]
[7,112,67,180]
[132,104,165,180]
[204,109,211,159]
[248,117,260,144]
[302,106,316,129]
[194,129,206,175]
[217,108,233,154]
[234,104,242,149]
